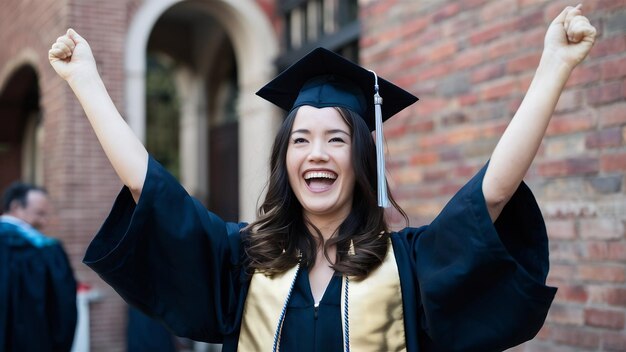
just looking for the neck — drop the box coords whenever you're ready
[304,211,349,243]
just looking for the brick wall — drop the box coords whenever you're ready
[65,1,142,350]
[361,0,626,350]
[0,0,139,350]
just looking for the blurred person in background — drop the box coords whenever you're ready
[0,182,77,352]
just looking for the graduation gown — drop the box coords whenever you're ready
[0,217,77,352]
[84,156,556,351]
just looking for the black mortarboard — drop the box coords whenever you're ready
[256,47,418,207]
[256,47,418,131]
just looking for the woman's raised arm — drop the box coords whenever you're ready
[49,29,148,202]
[483,5,596,221]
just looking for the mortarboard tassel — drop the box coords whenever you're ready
[369,70,390,208]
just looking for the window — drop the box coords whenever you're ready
[278,0,359,68]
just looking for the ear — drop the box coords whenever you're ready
[8,199,23,213]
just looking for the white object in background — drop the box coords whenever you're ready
[71,283,101,352]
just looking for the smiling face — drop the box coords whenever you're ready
[286,106,356,225]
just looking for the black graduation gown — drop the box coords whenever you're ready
[127,305,177,352]
[84,156,556,351]
[0,220,77,352]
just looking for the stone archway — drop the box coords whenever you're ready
[125,0,279,221]
[0,64,42,192]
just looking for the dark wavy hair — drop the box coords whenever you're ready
[243,107,407,279]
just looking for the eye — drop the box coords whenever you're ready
[329,137,346,143]
[293,137,308,144]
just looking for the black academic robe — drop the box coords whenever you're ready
[127,305,177,352]
[84,156,556,351]
[0,220,77,352]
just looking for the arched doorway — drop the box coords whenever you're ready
[0,65,43,193]
[146,3,241,221]
[125,0,280,222]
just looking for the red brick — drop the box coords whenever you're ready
[550,326,600,349]
[469,20,513,45]
[546,219,577,239]
[414,26,444,47]
[603,331,626,352]
[586,242,626,261]
[459,0,490,10]
[586,81,624,106]
[453,47,484,69]
[550,241,584,262]
[544,1,581,21]
[584,308,625,329]
[554,89,583,113]
[409,152,439,166]
[565,64,602,87]
[414,97,448,116]
[555,285,588,303]
[519,26,545,51]
[480,77,519,100]
[487,38,517,60]
[600,152,626,172]
[519,0,547,7]
[398,16,431,39]
[480,0,516,21]
[548,264,576,283]
[601,56,626,80]
[585,128,623,149]
[458,93,478,106]
[590,35,626,59]
[362,0,396,17]
[507,96,524,115]
[547,304,584,326]
[578,264,626,283]
[428,40,457,61]
[537,157,599,177]
[580,217,624,240]
[585,0,626,12]
[507,52,541,74]
[432,2,460,23]
[546,110,595,136]
[416,62,451,81]
[589,286,626,307]
[471,63,505,83]
[408,119,435,133]
[513,10,544,31]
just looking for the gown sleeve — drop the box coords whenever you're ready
[408,164,557,352]
[83,156,246,343]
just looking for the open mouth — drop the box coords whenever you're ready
[304,170,337,191]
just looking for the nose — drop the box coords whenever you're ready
[34,217,47,230]
[308,140,330,162]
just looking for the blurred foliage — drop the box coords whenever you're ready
[146,53,180,180]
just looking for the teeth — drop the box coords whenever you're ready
[304,171,337,180]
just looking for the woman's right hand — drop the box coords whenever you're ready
[48,29,98,83]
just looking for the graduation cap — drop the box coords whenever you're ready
[256,47,418,207]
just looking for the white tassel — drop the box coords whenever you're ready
[370,70,390,208]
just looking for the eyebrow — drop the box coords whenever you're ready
[291,129,351,136]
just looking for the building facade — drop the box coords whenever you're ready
[0,0,624,350]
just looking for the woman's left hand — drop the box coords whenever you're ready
[543,4,596,69]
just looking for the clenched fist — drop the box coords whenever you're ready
[48,29,98,83]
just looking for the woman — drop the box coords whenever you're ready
[48,5,596,351]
